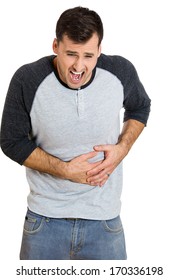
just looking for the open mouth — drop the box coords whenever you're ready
[70,71,84,82]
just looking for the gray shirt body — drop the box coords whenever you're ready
[0,54,151,220]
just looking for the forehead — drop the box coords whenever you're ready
[60,33,99,52]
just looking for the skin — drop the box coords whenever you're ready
[23,34,145,186]
[52,33,101,89]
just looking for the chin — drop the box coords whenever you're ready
[68,81,83,89]
[68,83,81,89]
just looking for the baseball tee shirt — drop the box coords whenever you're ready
[0,54,151,219]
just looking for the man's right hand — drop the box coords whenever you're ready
[64,151,103,185]
[24,147,102,186]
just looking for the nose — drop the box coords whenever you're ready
[73,57,85,72]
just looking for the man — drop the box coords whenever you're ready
[0,6,151,260]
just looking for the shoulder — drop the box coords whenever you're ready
[97,53,132,66]
[97,53,135,73]
[12,55,55,84]
[7,55,56,113]
[97,53,137,86]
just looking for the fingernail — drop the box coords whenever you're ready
[95,146,100,149]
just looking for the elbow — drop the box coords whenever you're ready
[0,138,21,164]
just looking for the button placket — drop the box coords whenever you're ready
[76,89,84,117]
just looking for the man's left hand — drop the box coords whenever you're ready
[86,144,128,187]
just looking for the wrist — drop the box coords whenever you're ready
[116,139,130,156]
[56,160,69,179]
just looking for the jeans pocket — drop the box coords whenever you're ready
[102,216,123,233]
[23,210,45,234]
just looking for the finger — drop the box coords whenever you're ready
[87,161,108,176]
[89,160,103,169]
[80,151,98,161]
[87,169,108,183]
[99,178,108,187]
[90,174,109,187]
[93,145,110,152]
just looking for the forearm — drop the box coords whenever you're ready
[23,147,67,178]
[117,119,145,155]
[87,119,145,186]
[23,147,101,184]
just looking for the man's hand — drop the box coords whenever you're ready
[65,151,103,184]
[86,120,145,187]
[86,144,127,187]
[23,148,102,185]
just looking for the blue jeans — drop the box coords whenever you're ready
[20,209,127,260]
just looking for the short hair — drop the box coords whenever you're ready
[56,6,103,46]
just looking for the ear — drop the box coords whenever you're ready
[98,44,102,57]
[52,38,59,54]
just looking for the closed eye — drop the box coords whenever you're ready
[85,55,93,58]
[67,53,77,56]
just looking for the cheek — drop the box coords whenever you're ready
[61,56,75,69]
[57,57,70,71]
[87,59,98,71]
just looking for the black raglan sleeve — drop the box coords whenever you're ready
[97,54,151,125]
[122,59,151,125]
[0,67,37,165]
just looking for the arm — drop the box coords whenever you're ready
[86,119,145,186]
[23,147,67,178]
[0,67,102,185]
[86,56,151,186]
[23,147,102,184]
[117,119,145,154]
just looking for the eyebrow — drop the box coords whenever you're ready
[66,50,94,56]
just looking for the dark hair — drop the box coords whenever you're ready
[56,6,103,46]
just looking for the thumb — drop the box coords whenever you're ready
[93,145,109,151]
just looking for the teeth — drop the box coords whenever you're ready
[71,71,83,75]
[70,70,84,81]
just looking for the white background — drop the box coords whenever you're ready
[0,0,178,279]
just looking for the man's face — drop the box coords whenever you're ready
[53,33,101,89]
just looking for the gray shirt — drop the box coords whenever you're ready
[0,54,151,219]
